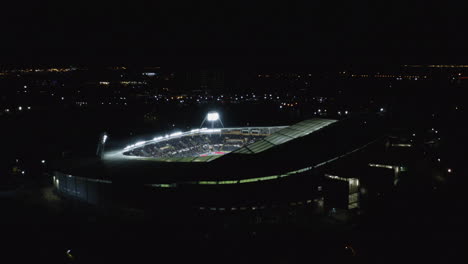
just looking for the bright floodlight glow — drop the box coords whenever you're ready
[153,136,163,141]
[170,132,183,137]
[135,141,145,146]
[207,112,220,121]
[201,129,221,133]
[102,134,108,143]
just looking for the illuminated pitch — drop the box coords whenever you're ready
[199,151,230,157]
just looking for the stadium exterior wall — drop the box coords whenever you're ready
[53,171,112,205]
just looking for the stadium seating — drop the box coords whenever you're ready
[123,134,267,158]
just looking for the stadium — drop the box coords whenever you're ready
[52,112,388,214]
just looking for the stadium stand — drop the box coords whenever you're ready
[123,133,268,158]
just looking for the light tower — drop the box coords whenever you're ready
[96,132,108,159]
[200,111,224,128]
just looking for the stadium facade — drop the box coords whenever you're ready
[52,115,397,215]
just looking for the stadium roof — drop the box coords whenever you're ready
[233,118,337,154]
[52,115,388,183]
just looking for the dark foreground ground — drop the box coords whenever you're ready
[1,171,466,264]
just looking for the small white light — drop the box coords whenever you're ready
[41,160,45,164]
[18,106,22,111]
[448,168,452,173]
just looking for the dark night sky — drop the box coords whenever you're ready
[1,1,467,66]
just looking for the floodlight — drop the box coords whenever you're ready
[207,112,220,121]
